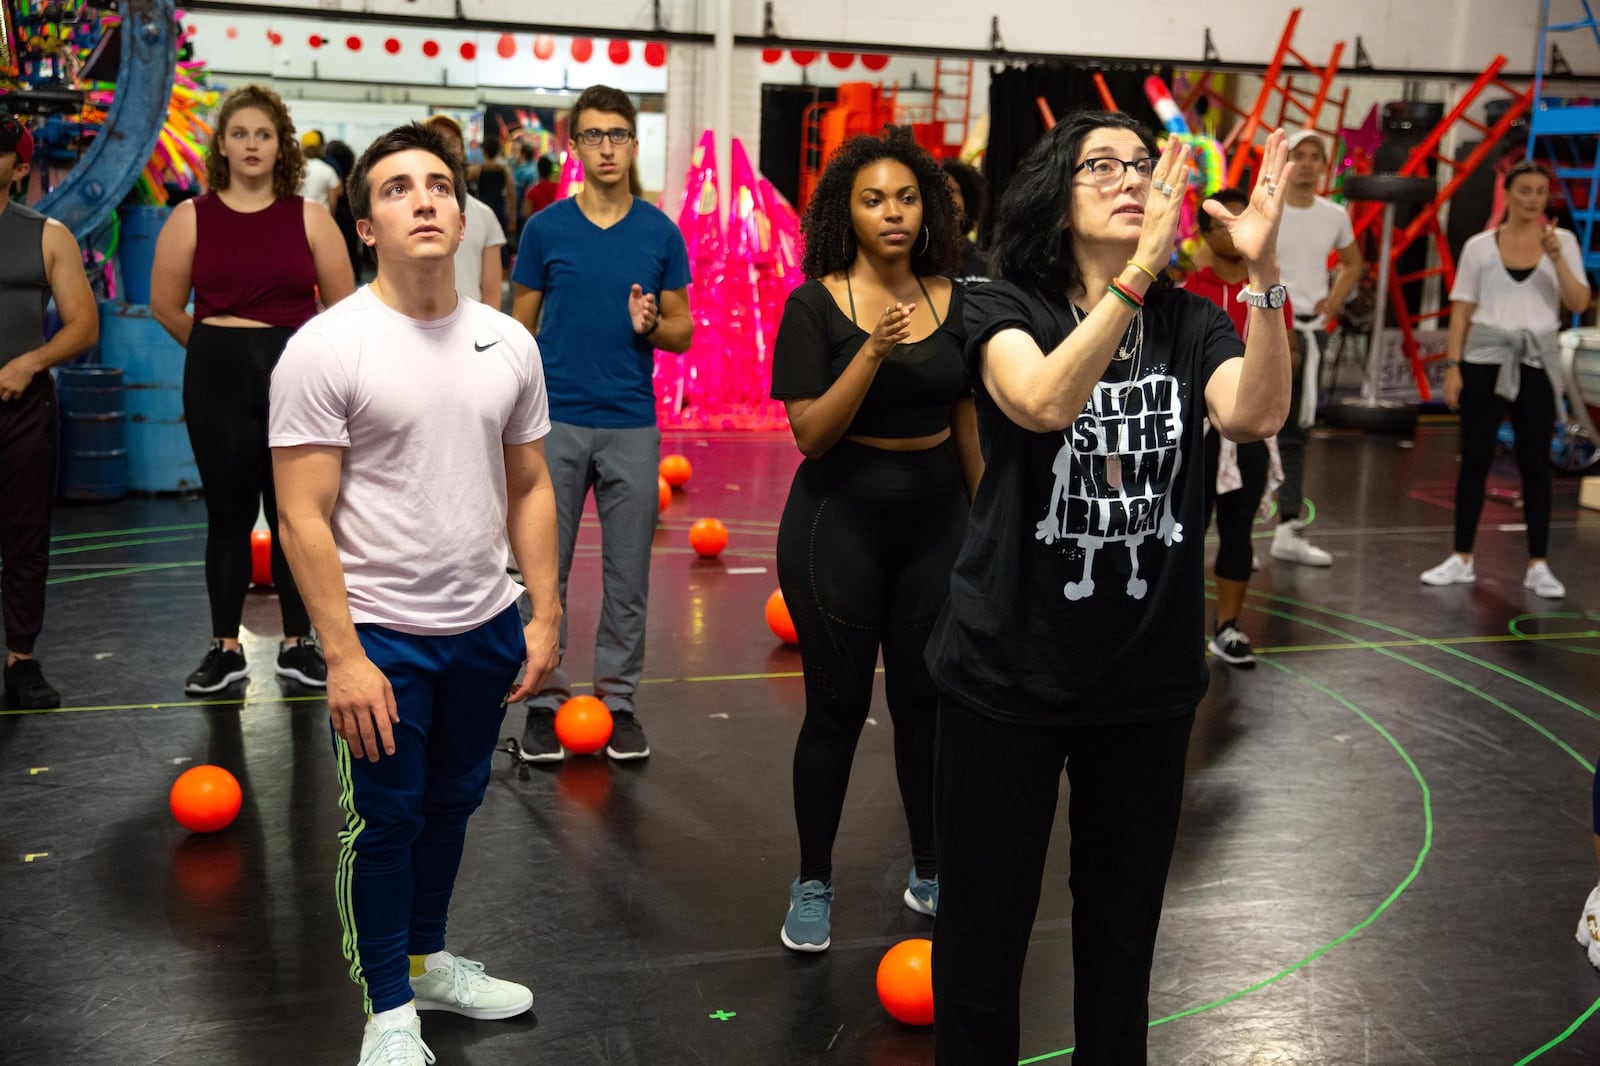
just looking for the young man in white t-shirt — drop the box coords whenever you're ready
[1271,130,1365,566]
[423,115,507,309]
[269,123,561,1066]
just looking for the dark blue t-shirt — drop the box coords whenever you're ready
[512,197,692,428]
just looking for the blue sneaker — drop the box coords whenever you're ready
[780,877,833,952]
[903,868,938,916]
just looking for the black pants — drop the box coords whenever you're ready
[776,439,967,884]
[1203,428,1269,582]
[933,697,1195,1066]
[183,324,309,641]
[1454,361,1556,557]
[0,372,57,654]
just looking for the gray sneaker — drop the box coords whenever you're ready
[780,877,833,952]
[604,711,650,760]
[518,707,564,763]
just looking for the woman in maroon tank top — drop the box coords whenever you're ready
[150,85,355,697]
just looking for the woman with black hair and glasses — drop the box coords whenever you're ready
[769,126,983,953]
[924,114,1293,1065]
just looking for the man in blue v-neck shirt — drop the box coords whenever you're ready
[510,84,693,763]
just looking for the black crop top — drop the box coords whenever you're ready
[770,278,969,438]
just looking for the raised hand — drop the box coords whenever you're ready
[1203,128,1293,272]
[1133,137,1193,274]
[1542,224,1562,260]
[863,301,915,360]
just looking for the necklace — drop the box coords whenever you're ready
[1068,299,1146,490]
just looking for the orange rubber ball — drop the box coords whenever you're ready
[658,476,671,513]
[659,453,692,488]
[765,589,798,644]
[876,937,934,1026]
[554,695,613,755]
[250,529,273,587]
[169,764,243,834]
[688,517,729,558]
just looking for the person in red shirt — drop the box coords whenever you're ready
[1182,187,1297,667]
[521,155,559,221]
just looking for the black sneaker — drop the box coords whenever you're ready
[1208,625,1257,669]
[605,711,650,761]
[185,641,249,695]
[275,637,327,687]
[518,707,564,763]
[4,658,61,710]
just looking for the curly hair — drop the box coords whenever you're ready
[204,85,305,200]
[800,126,961,280]
[991,110,1170,304]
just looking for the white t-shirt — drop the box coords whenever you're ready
[269,286,550,635]
[455,195,508,305]
[1450,227,1584,334]
[1276,197,1356,314]
[299,157,341,210]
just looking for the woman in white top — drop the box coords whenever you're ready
[1421,161,1590,597]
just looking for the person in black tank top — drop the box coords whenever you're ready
[769,127,982,953]
[473,136,512,269]
[0,116,99,710]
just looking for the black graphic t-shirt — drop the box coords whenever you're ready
[926,280,1243,725]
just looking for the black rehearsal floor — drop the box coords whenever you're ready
[3,424,1599,1065]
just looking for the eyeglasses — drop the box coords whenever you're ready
[1075,157,1157,185]
[575,127,634,148]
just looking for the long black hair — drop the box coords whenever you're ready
[800,126,961,280]
[991,110,1167,303]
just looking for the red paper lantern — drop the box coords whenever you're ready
[422,39,440,58]
[761,48,783,64]
[307,34,324,49]
[266,30,282,46]
[384,37,401,55]
[225,26,238,39]
[827,51,854,69]
[496,33,516,58]
[607,39,631,64]
[790,50,818,66]
[571,37,594,62]
[460,41,477,60]
[533,35,555,60]
[644,41,667,66]
[345,35,362,51]
[861,53,890,71]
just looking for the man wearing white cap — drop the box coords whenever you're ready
[1272,129,1364,567]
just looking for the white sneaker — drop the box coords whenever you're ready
[1524,562,1567,599]
[1420,555,1475,587]
[358,1016,435,1066]
[1578,883,1600,970]
[410,951,533,1020]
[1269,520,1332,566]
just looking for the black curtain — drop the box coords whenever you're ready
[982,63,1170,246]
[760,83,837,210]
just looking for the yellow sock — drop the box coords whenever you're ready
[409,954,428,978]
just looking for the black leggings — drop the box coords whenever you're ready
[1454,360,1556,557]
[1202,428,1269,582]
[183,324,309,641]
[933,698,1194,1066]
[776,439,967,884]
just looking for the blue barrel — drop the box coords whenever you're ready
[117,205,170,306]
[56,366,129,501]
[98,300,199,493]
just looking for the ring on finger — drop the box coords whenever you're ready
[1151,178,1176,197]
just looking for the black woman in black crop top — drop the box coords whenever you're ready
[767,126,982,954]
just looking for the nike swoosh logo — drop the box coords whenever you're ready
[474,340,500,352]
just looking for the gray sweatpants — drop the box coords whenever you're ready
[525,420,660,717]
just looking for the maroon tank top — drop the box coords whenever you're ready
[191,193,318,328]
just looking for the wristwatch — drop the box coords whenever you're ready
[1236,284,1288,310]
